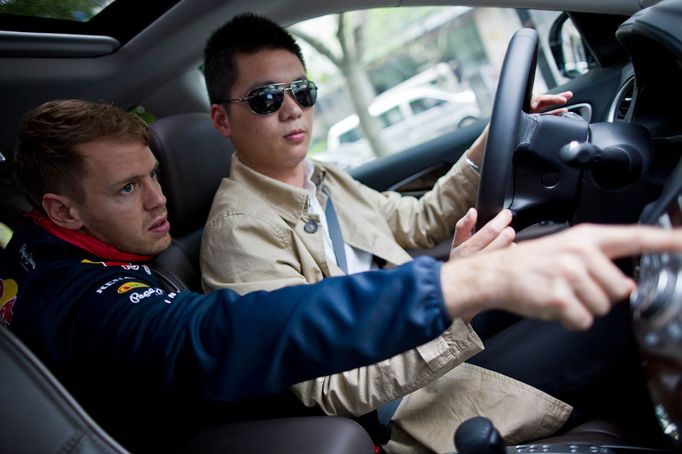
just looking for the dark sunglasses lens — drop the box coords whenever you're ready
[248,86,284,114]
[292,81,317,107]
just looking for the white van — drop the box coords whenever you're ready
[319,86,481,168]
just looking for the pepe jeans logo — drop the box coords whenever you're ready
[0,278,18,326]
[129,287,165,304]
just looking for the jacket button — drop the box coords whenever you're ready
[304,220,318,234]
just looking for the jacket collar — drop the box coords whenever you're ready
[230,154,327,224]
[25,210,153,263]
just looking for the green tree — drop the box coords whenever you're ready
[291,7,449,159]
[291,12,390,158]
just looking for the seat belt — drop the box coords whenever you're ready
[325,192,401,428]
[377,398,402,426]
[324,197,348,274]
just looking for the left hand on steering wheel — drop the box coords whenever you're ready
[466,91,574,167]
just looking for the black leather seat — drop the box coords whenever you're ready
[0,325,374,453]
[148,112,232,292]
[0,325,128,453]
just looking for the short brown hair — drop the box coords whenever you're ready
[14,99,149,207]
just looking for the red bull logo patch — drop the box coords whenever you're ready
[0,278,18,326]
[117,282,149,294]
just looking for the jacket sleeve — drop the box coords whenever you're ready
[355,152,480,250]
[71,256,452,402]
[290,317,483,416]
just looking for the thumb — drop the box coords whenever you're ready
[452,208,477,248]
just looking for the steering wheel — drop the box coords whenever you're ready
[475,28,539,231]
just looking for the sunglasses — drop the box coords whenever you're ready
[220,79,318,115]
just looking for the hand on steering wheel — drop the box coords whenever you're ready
[530,91,573,114]
[449,208,515,260]
[466,91,573,166]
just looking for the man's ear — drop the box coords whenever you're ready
[210,104,233,138]
[41,193,84,231]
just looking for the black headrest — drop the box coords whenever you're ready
[149,113,232,237]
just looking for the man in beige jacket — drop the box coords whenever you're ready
[199,13,659,453]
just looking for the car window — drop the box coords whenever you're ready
[378,106,403,128]
[339,127,362,144]
[410,97,447,115]
[289,7,582,170]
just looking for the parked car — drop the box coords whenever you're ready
[1,0,682,452]
[319,86,481,168]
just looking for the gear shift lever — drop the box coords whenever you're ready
[454,416,506,454]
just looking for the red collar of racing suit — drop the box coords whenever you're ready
[26,210,154,263]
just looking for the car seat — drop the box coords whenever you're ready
[0,324,375,453]
[0,324,127,453]
[148,112,232,292]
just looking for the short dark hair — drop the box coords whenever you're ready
[203,13,306,105]
[14,99,149,207]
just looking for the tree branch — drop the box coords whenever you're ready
[290,26,342,68]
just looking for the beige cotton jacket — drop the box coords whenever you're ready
[202,152,480,294]
[200,153,570,442]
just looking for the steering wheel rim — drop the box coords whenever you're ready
[475,28,539,231]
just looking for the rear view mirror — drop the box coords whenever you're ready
[549,12,590,78]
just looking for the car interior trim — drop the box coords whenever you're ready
[607,75,636,122]
[0,30,119,57]
[566,102,593,123]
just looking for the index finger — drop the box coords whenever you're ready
[530,91,573,111]
[580,225,682,259]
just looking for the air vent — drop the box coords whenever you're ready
[608,77,636,122]
[615,82,635,121]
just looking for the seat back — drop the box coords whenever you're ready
[1,325,375,453]
[0,326,128,453]
[148,112,233,291]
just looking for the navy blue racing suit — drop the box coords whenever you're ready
[0,221,451,450]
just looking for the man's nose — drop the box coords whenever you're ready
[144,178,167,210]
[279,90,303,119]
